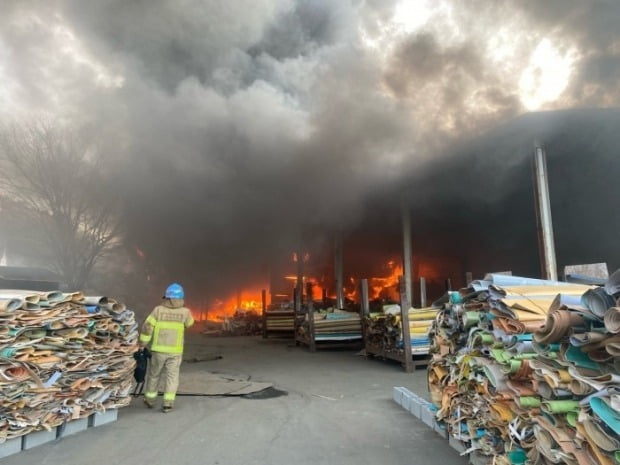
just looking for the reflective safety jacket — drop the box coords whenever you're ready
[139,299,194,354]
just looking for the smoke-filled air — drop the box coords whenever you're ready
[1,0,619,314]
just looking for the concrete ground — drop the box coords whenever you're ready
[4,333,467,465]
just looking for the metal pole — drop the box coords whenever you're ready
[335,233,344,309]
[360,279,370,347]
[295,251,303,314]
[533,145,558,281]
[399,276,413,373]
[419,277,427,308]
[401,202,413,305]
[261,289,267,339]
[292,286,299,337]
[306,281,316,352]
[360,279,370,318]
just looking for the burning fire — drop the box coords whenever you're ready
[191,255,441,322]
[196,286,269,321]
[284,275,325,300]
[355,260,402,301]
[285,259,404,305]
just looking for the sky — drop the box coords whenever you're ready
[1,0,619,302]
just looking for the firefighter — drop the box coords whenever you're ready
[139,283,194,412]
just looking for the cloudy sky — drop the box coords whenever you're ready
[1,0,619,299]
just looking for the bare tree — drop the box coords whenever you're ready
[0,120,122,289]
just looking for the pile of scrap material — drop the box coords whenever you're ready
[0,289,137,441]
[201,311,263,336]
[364,312,387,347]
[428,274,620,465]
[221,311,262,336]
[297,309,362,342]
[365,305,438,355]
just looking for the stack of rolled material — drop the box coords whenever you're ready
[0,289,138,442]
[365,305,438,354]
[428,273,620,465]
[264,310,295,332]
[297,309,362,341]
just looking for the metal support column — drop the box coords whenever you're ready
[295,251,303,314]
[360,279,369,344]
[261,289,267,339]
[401,202,413,306]
[399,276,413,373]
[360,279,370,318]
[533,145,558,281]
[419,277,427,308]
[306,282,316,352]
[261,289,267,313]
[335,233,344,309]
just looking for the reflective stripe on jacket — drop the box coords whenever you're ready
[139,299,194,354]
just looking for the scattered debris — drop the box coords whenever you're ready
[242,387,288,400]
[201,310,262,337]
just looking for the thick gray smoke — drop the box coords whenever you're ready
[1,0,620,305]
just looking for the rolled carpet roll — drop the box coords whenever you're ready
[582,416,620,452]
[534,309,586,344]
[0,364,31,383]
[408,326,430,334]
[570,331,609,347]
[541,400,580,414]
[518,396,541,408]
[37,290,64,303]
[408,310,439,320]
[590,397,620,435]
[83,296,108,306]
[581,287,616,318]
[0,298,21,312]
[606,342,620,357]
[604,307,620,334]
[462,311,480,328]
[0,290,40,303]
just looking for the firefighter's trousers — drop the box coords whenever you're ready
[144,352,182,406]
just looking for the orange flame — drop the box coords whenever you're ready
[201,286,269,321]
[368,261,402,300]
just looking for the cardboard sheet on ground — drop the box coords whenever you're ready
[176,372,273,396]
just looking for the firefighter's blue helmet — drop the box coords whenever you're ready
[164,283,184,299]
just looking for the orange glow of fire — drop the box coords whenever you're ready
[369,261,402,300]
[283,275,325,301]
[288,277,324,300]
[200,287,269,321]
